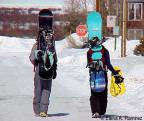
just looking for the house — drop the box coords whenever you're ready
[127,0,144,40]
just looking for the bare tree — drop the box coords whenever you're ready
[63,0,88,36]
[64,0,94,13]
[64,0,81,13]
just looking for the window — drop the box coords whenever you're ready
[136,4,142,19]
[128,29,144,40]
[128,3,143,20]
[0,22,3,30]
[128,29,135,40]
[129,4,134,20]
[136,29,143,39]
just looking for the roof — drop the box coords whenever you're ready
[128,0,144,3]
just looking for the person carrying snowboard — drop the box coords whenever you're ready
[29,25,57,117]
[29,30,57,117]
[87,36,123,118]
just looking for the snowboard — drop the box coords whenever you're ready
[90,70,106,92]
[87,12,106,92]
[86,11,102,41]
[37,9,56,80]
[88,45,107,92]
[39,9,53,29]
[110,66,126,97]
[38,9,54,48]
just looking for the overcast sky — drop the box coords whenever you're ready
[0,0,64,8]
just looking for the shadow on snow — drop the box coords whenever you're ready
[48,113,70,117]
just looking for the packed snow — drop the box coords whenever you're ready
[0,34,144,121]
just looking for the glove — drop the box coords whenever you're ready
[53,70,57,79]
[34,60,38,65]
[113,70,120,75]
[36,50,43,62]
[114,74,124,84]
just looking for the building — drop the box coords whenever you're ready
[0,7,64,40]
[100,0,144,40]
[127,0,144,40]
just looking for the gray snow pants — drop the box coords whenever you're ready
[33,73,52,114]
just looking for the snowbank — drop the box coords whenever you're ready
[65,33,84,48]
[103,36,140,58]
[0,36,35,52]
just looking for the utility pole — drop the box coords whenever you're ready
[121,0,127,57]
[120,0,123,57]
[116,0,119,25]
[96,0,100,12]
[114,0,119,51]
[124,0,127,57]
[120,0,123,37]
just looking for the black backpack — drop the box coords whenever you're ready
[38,48,55,80]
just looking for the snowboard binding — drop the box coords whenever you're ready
[86,36,108,48]
[39,26,53,40]
[39,25,54,51]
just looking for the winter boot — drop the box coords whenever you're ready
[92,112,100,118]
[39,112,48,117]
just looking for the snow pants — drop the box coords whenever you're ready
[90,89,107,115]
[33,73,52,114]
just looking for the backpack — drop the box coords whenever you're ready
[87,45,106,71]
[38,48,55,80]
[87,45,107,92]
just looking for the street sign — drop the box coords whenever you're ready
[113,26,119,35]
[107,16,117,27]
[76,25,87,37]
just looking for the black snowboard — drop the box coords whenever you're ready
[39,9,53,28]
[38,9,54,47]
[38,9,55,80]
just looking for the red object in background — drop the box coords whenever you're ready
[76,25,87,37]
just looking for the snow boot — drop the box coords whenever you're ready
[92,112,100,118]
[39,112,48,117]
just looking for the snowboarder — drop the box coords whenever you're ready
[29,35,57,117]
[29,9,57,117]
[87,37,123,118]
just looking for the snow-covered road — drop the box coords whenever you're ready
[0,36,144,121]
[0,52,93,121]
